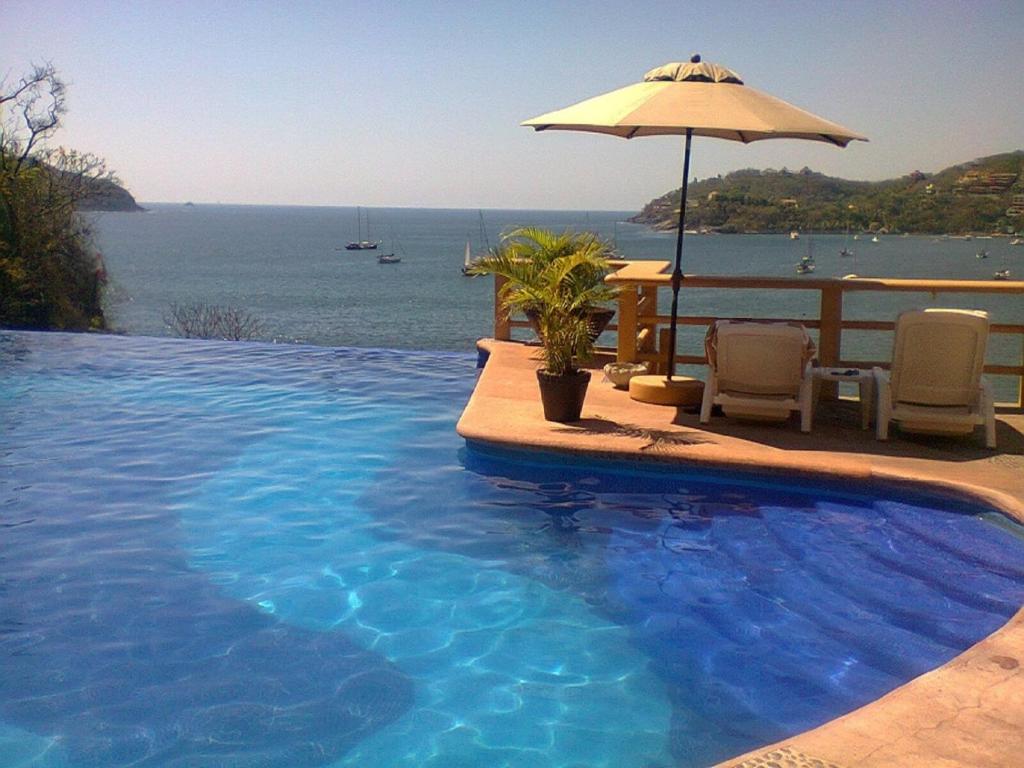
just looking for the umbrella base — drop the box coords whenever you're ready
[628,375,704,407]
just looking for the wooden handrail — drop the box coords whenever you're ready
[492,261,1024,406]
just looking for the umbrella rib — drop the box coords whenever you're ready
[821,133,845,147]
[625,127,640,139]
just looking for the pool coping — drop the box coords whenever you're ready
[457,338,1024,768]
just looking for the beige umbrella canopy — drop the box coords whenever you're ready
[524,58,866,145]
[523,55,867,395]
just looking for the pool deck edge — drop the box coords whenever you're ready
[457,338,1024,768]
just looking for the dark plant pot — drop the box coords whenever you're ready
[525,307,615,344]
[536,369,591,422]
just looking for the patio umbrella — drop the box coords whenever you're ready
[523,55,867,401]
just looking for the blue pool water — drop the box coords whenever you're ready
[1,331,1022,768]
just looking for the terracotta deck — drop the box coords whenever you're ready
[456,339,1024,768]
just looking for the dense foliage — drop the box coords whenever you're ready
[633,152,1024,235]
[1,64,111,331]
[469,228,618,375]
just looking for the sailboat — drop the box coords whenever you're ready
[609,221,626,260]
[378,230,402,263]
[993,250,1010,279]
[796,237,815,274]
[461,211,490,275]
[345,207,381,250]
[839,224,854,257]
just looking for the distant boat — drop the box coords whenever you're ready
[461,210,490,275]
[993,268,1010,280]
[609,221,626,260]
[871,235,880,243]
[789,231,800,240]
[183,201,195,207]
[345,207,381,251]
[797,239,815,273]
[378,229,405,264]
[840,224,853,257]
[852,234,860,241]
[976,250,989,259]
[1011,238,1023,246]
[801,236,815,262]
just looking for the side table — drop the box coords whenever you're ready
[812,367,874,429]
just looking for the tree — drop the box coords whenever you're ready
[164,303,264,341]
[1,63,113,330]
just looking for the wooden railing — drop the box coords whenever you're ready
[492,261,1024,406]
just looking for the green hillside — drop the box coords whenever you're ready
[631,151,1024,235]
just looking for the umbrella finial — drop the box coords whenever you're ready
[644,58,743,84]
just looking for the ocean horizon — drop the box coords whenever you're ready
[92,203,1022,400]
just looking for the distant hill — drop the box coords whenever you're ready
[78,176,144,212]
[631,151,1024,235]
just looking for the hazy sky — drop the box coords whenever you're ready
[4,1,1022,210]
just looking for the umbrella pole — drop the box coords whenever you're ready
[664,127,693,381]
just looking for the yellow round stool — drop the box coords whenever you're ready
[628,375,705,407]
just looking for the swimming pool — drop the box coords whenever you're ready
[1,331,1021,768]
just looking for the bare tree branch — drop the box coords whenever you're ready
[164,304,264,341]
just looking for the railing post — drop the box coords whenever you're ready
[1019,333,1024,407]
[818,285,843,399]
[639,286,658,353]
[616,285,639,362]
[493,275,510,341]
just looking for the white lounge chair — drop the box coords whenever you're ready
[699,321,816,432]
[874,309,996,448]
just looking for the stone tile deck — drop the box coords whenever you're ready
[456,339,1024,768]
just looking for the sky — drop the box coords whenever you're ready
[4,0,1023,210]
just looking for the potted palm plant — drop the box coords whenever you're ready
[470,227,618,422]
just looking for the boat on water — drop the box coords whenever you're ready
[789,231,800,240]
[852,234,860,241]
[871,235,880,243]
[378,253,400,264]
[609,221,626,260]
[797,239,815,273]
[345,207,381,251]
[461,241,475,275]
[839,225,853,257]
[993,269,1011,280]
[976,250,989,259]
[461,210,491,275]
[1011,238,1023,246]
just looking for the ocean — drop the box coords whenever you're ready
[92,203,1022,399]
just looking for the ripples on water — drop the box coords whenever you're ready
[1,331,1022,767]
